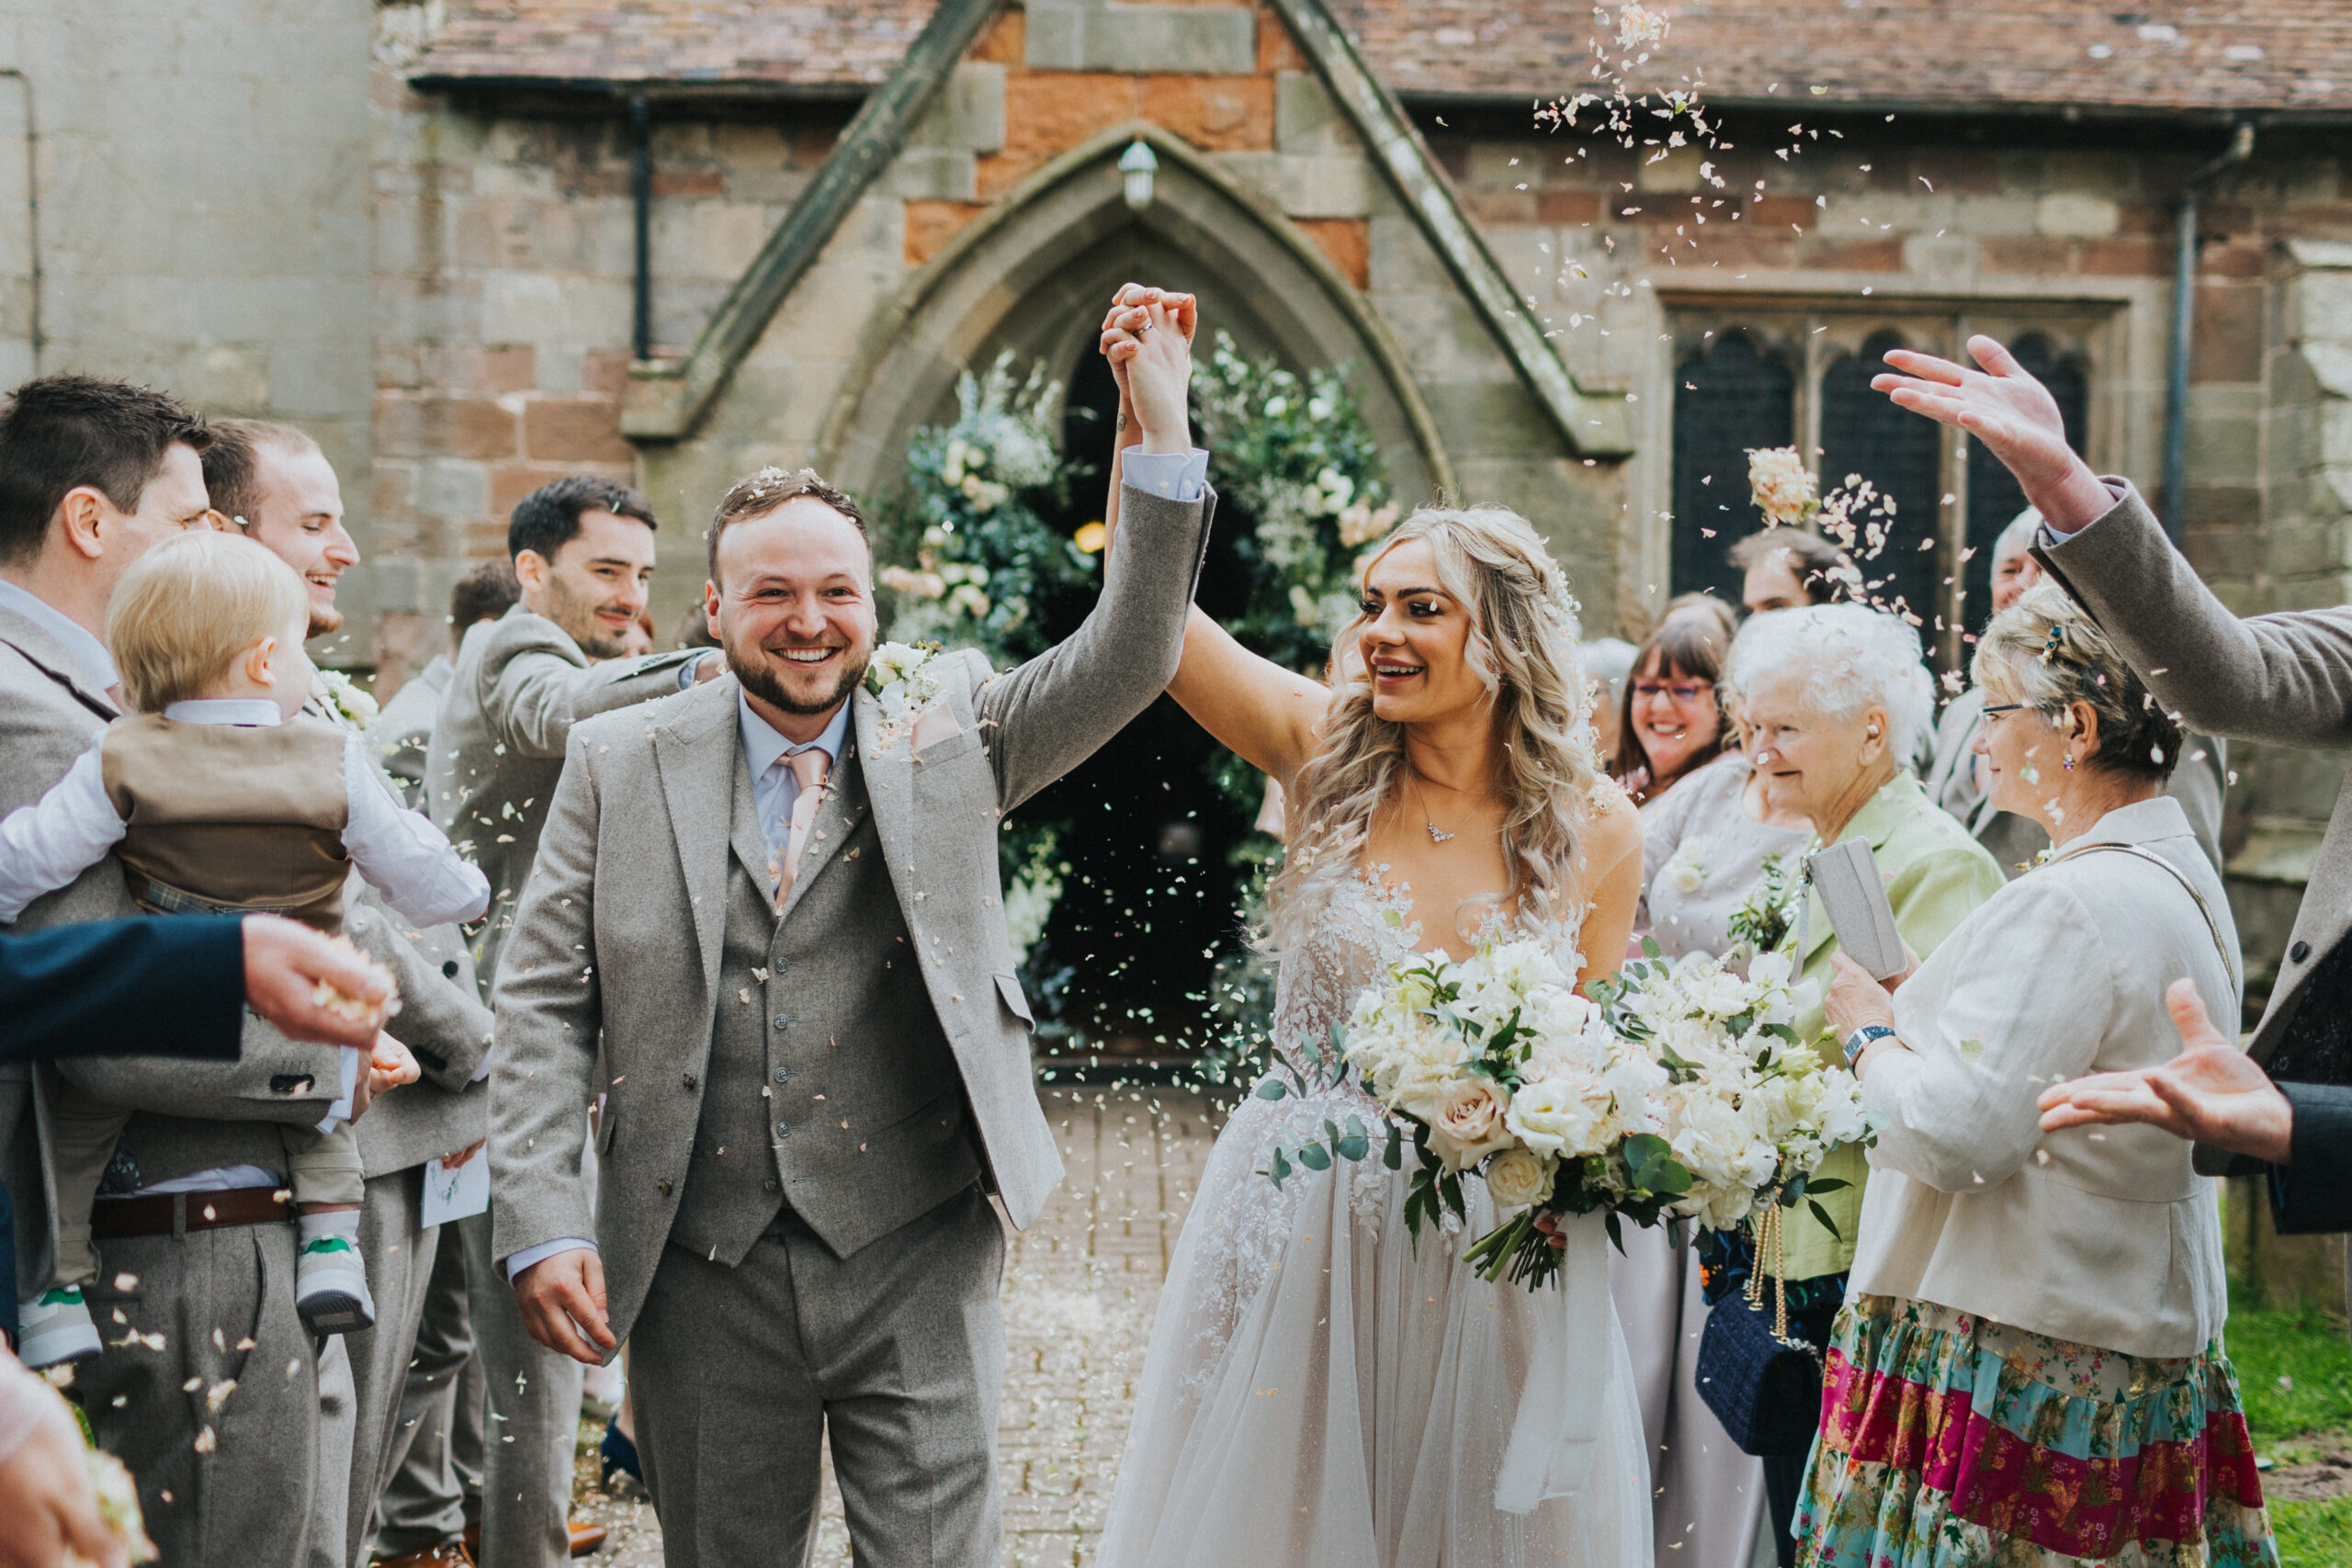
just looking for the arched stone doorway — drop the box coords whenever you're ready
[818,121,1451,505]
[813,124,1453,1064]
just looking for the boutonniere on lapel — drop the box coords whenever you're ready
[864,640,948,756]
[316,669,379,729]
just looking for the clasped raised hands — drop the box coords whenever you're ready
[1098,283,1196,455]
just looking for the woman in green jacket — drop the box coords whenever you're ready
[1718,603,2004,1566]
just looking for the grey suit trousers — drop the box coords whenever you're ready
[338,1167,446,1564]
[631,1187,1006,1568]
[375,1218,486,1554]
[80,1214,323,1566]
[460,1207,582,1568]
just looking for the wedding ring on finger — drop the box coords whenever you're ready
[1131,317,1151,335]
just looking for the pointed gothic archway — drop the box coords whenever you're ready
[814,120,1452,507]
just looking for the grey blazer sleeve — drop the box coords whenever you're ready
[2035,482,2352,748]
[54,1011,340,1126]
[982,479,1214,810]
[345,893,494,1094]
[2271,1081,2352,1235]
[485,629,702,761]
[487,728,606,1261]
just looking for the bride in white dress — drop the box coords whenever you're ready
[1088,299,1653,1568]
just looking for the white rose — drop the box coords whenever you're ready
[1485,1148,1556,1209]
[1375,1021,1467,1120]
[1507,1073,1609,1158]
[1687,968,1757,1020]
[1426,1077,1515,1171]
[1747,950,1793,990]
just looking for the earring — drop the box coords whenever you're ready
[2063,754,2075,772]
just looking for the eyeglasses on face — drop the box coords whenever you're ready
[1632,680,1714,705]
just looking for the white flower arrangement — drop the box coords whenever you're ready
[1258,933,1868,1292]
[1597,946,1871,1235]
[862,640,948,755]
[316,668,379,729]
[1259,935,1684,1292]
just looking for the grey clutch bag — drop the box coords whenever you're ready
[1803,840,1906,980]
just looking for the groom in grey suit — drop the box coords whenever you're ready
[490,292,1207,1565]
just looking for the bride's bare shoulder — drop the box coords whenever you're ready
[1580,777,1643,873]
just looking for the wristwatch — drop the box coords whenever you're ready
[1842,1023,1898,1069]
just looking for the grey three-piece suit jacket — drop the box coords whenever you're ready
[488,482,1213,1343]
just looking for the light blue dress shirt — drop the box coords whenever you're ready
[739,691,854,867]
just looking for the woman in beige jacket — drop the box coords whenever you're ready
[1806,584,2275,1568]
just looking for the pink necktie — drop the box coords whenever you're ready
[774,748,831,907]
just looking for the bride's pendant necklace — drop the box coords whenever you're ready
[1410,771,1479,843]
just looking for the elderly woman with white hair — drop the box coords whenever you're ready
[1801,583,2271,1568]
[1713,604,2004,1566]
[1925,509,2229,876]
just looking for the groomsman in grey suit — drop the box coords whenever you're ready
[490,289,1208,1566]
[424,475,714,1568]
[374,561,521,809]
[0,378,344,1564]
[426,476,714,983]
[203,418,511,1568]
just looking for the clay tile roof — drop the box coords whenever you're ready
[412,0,936,88]
[1335,0,2352,114]
[413,0,2352,114]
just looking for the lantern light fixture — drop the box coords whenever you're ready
[1119,139,1158,210]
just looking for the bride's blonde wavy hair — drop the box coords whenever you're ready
[1266,504,1602,951]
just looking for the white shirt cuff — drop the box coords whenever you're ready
[504,1237,598,1282]
[1120,447,1210,503]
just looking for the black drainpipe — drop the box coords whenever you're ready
[2162,121,2255,538]
[630,94,653,362]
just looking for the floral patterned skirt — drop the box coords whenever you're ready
[1793,1295,2275,1568]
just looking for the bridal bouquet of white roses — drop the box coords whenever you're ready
[1256,935,1868,1292]
[1593,945,1870,1237]
[1260,935,1689,1292]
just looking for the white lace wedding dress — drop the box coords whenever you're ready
[1096,872,1653,1568]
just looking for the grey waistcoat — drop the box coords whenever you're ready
[667,740,979,1265]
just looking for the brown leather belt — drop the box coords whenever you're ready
[91,1187,293,1240]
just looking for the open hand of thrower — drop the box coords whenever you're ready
[1871,335,2116,532]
